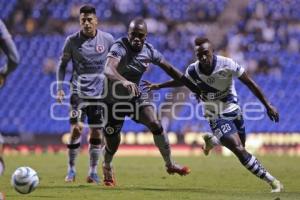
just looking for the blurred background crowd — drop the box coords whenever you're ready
[0,0,299,141]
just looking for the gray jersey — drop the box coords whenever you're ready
[58,30,114,97]
[106,37,163,100]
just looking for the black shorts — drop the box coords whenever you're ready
[103,98,152,136]
[70,94,104,127]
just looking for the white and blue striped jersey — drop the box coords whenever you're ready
[185,55,245,116]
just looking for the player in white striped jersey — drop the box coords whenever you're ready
[142,37,283,192]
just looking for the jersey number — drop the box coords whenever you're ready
[221,124,232,134]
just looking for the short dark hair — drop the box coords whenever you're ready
[194,37,210,46]
[80,5,96,14]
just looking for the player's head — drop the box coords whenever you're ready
[194,37,214,68]
[128,18,147,52]
[79,5,98,37]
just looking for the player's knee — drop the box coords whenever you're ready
[148,120,163,135]
[105,146,118,156]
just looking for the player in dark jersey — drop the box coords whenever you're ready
[0,19,20,175]
[143,37,283,193]
[102,18,200,187]
[56,5,114,184]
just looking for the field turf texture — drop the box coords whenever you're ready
[0,154,299,200]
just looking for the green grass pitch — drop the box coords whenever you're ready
[0,154,299,200]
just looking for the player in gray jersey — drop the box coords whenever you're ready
[0,19,20,88]
[143,37,283,192]
[56,5,114,184]
[102,18,200,186]
[0,19,20,175]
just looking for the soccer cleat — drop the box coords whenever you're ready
[0,157,5,176]
[86,173,100,184]
[64,170,76,182]
[202,134,215,156]
[102,165,116,187]
[166,163,191,176]
[270,179,283,193]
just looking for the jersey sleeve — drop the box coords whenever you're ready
[107,42,126,61]
[184,65,197,85]
[61,37,72,62]
[107,34,115,50]
[228,58,245,77]
[150,46,164,65]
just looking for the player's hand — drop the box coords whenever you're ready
[0,74,6,88]
[56,89,65,103]
[122,80,140,97]
[266,104,279,122]
[141,80,160,92]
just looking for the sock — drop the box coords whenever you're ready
[243,155,275,183]
[153,133,173,166]
[67,137,81,172]
[103,147,114,168]
[88,144,101,175]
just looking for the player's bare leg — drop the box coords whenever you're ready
[86,128,102,184]
[139,105,190,176]
[220,133,283,193]
[102,132,120,187]
[65,122,83,182]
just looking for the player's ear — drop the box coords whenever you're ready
[94,15,98,25]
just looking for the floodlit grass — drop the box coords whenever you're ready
[0,154,299,200]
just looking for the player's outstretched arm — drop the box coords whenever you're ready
[56,59,68,103]
[239,72,279,122]
[141,79,183,92]
[56,51,71,103]
[156,59,200,94]
[56,37,73,103]
[104,56,139,97]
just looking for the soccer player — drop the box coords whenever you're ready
[0,19,20,175]
[102,18,200,186]
[142,37,283,193]
[56,5,114,184]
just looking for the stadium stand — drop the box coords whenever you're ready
[0,0,299,138]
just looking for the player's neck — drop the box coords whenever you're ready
[198,55,216,75]
[81,29,97,38]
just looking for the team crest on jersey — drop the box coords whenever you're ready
[207,77,215,84]
[96,45,105,53]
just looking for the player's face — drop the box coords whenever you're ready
[195,42,213,68]
[128,27,147,52]
[79,13,98,37]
